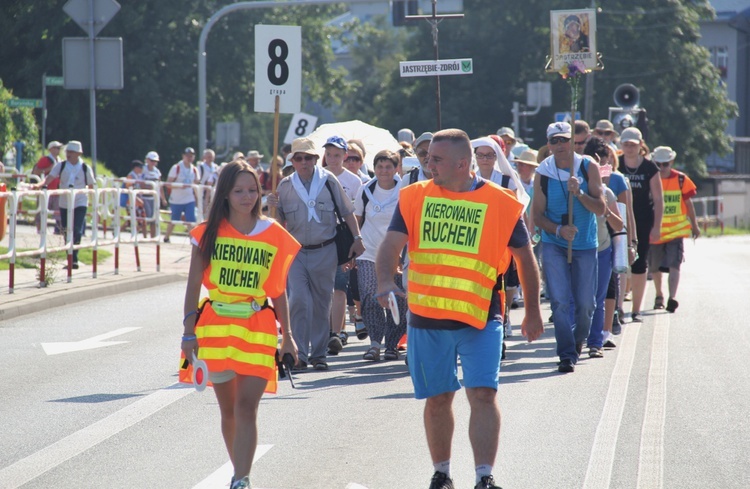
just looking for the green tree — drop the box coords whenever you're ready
[0,1,350,174]
[369,0,736,177]
[0,79,42,169]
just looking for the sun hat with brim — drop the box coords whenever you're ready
[47,141,63,150]
[291,138,319,156]
[651,146,677,163]
[496,127,516,142]
[246,150,264,159]
[513,149,540,167]
[595,120,615,132]
[66,141,83,153]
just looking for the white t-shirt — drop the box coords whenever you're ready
[168,161,198,204]
[141,165,162,199]
[330,167,362,201]
[198,161,217,185]
[49,160,96,208]
[353,180,400,263]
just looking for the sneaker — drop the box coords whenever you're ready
[501,341,507,360]
[163,237,170,243]
[603,333,617,348]
[311,359,328,371]
[428,471,455,489]
[631,312,642,323]
[230,476,250,489]
[558,359,575,373]
[383,349,399,361]
[666,298,679,313]
[338,331,348,346]
[503,316,512,338]
[589,347,604,358]
[612,312,622,335]
[327,332,343,354]
[617,307,626,325]
[475,475,503,489]
[355,319,368,340]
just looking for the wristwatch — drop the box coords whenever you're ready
[576,189,585,198]
[353,235,363,241]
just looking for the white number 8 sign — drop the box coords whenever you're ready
[255,25,301,114]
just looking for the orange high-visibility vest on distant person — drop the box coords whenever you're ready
[655,169,697,244]
[398,178,523,330]
[184,219,300,393]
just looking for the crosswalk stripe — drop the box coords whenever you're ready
[0,383,192,488]
[192,444,273,489]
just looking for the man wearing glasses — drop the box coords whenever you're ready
[648,146,700,313]
[400,131,434,189]
[573,120,591,155]
[532,122,605,373]
[273,138,365,371]
[594,120,619,147]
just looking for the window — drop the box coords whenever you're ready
[709,46,729,78]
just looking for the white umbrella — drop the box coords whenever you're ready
[305,120,402,172]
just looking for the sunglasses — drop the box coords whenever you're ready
[549,136,571,145]
[345,156,362,163]
[594,130,614,136]
[292,155,317,163]
[574,140,587,146]
[417,151,429,158]
[655,162,671,168]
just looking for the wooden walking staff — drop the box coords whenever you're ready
[270,95,280,219]
[546,8,604,263]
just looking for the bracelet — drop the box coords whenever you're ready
[182,334,197,341]
[555,225,562,239]
[183,310,198,326]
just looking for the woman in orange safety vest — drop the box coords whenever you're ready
[181,160,301,489]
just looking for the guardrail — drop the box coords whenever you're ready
[693,196,724,234]
[0,179,215,294]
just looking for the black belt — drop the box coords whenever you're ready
[302,237,336,250]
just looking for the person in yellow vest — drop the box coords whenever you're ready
[375,129,544,489]
[181,160,301,489]
[648,146,700,313]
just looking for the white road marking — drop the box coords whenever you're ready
[583,323,641,489]
[192,444,273,489]
[637,313,669,489]
[346,484,370,489]
[41,327,142,355]
[0,383,191,487]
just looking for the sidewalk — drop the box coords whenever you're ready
[0,223,193,322]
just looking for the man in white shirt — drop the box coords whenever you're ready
[164,147,199,243]
[40,140,95,269]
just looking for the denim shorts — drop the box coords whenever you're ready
[170,202,196,222]
[407,320,503,400]
[334,266,350,292]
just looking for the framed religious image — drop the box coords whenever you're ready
[550,9,597,71]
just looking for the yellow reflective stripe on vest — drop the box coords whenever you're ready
[197,324,278,348]
[660,221,691,241]
[199,346,276,369]
[407,290,487,325]
[409,251,497,282]
[408,269,493,302]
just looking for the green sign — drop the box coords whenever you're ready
[45,76,64,86]
[6,98,43,109]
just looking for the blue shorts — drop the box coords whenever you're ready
[170,202,196,223]
[407,320,503,399]
[334,266,350,292]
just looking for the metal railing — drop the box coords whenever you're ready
[692,196,724,234]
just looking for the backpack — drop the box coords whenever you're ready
[59,161,90,187]
[408,167,420,185]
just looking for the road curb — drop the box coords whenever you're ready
[0,272,188,323]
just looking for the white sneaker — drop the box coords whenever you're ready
[503,317,513,338]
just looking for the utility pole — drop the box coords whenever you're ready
[405,0,463,130]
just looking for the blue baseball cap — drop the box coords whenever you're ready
[323,135,348,151]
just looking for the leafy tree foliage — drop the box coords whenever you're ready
[0,79,41,167]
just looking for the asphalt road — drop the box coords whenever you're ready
[2,235,749,489]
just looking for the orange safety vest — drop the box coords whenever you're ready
[656,170,696,244]
[181,219,300,393]
[399,178,523,329]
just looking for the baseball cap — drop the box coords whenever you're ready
[323,135,348,151]
[414,132,433,149]
[496,127,516,142]
[47,141,63,150]
[291,138,319,156]
[184,147,196,154]
[145,151,160,161]
[546,122,572,139]
[131,159,144,168]
[619,127,642,144]
[66,140,83,153]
